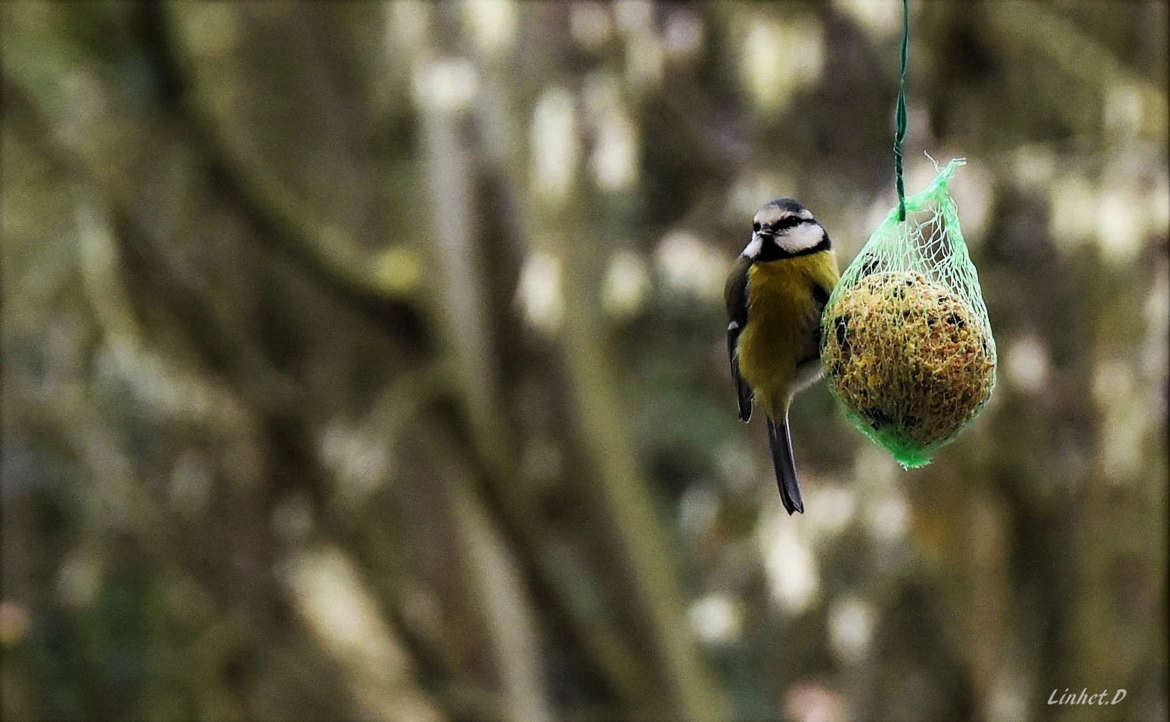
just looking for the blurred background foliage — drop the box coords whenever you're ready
[1,1,1166,720]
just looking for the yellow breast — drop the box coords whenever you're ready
[736,251,838,415]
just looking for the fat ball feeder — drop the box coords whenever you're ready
[819,0,997,467]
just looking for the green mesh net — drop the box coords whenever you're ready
[820,159,997,467]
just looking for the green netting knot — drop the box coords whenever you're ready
[820,160,997,468]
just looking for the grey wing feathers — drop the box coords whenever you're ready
[728,328,752,422]
[725,255,752,422]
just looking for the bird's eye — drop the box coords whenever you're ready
[752,222,761,232]
[777,216,803,231]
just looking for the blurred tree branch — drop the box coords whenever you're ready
[140,3,431,348]
[5,46,448,719]
[413,54,657,714]
[1,78,299,416]
[553,206,727,721]
[983,2,1167,116]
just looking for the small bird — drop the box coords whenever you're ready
[725,200,839,514]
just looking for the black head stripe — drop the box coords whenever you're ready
[756,235,831,262]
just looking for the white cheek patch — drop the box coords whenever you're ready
[741,234,763,259]
[777,223,824,254]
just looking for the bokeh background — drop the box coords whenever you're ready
[2,2,1167,720]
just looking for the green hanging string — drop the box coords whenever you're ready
[893,0,909,221]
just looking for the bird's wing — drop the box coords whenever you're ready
[725,254,753,422]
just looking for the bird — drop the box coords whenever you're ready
[725,199,839,514]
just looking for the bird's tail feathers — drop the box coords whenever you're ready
[766,414,804,515]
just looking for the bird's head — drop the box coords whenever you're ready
[743,199,829,261]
